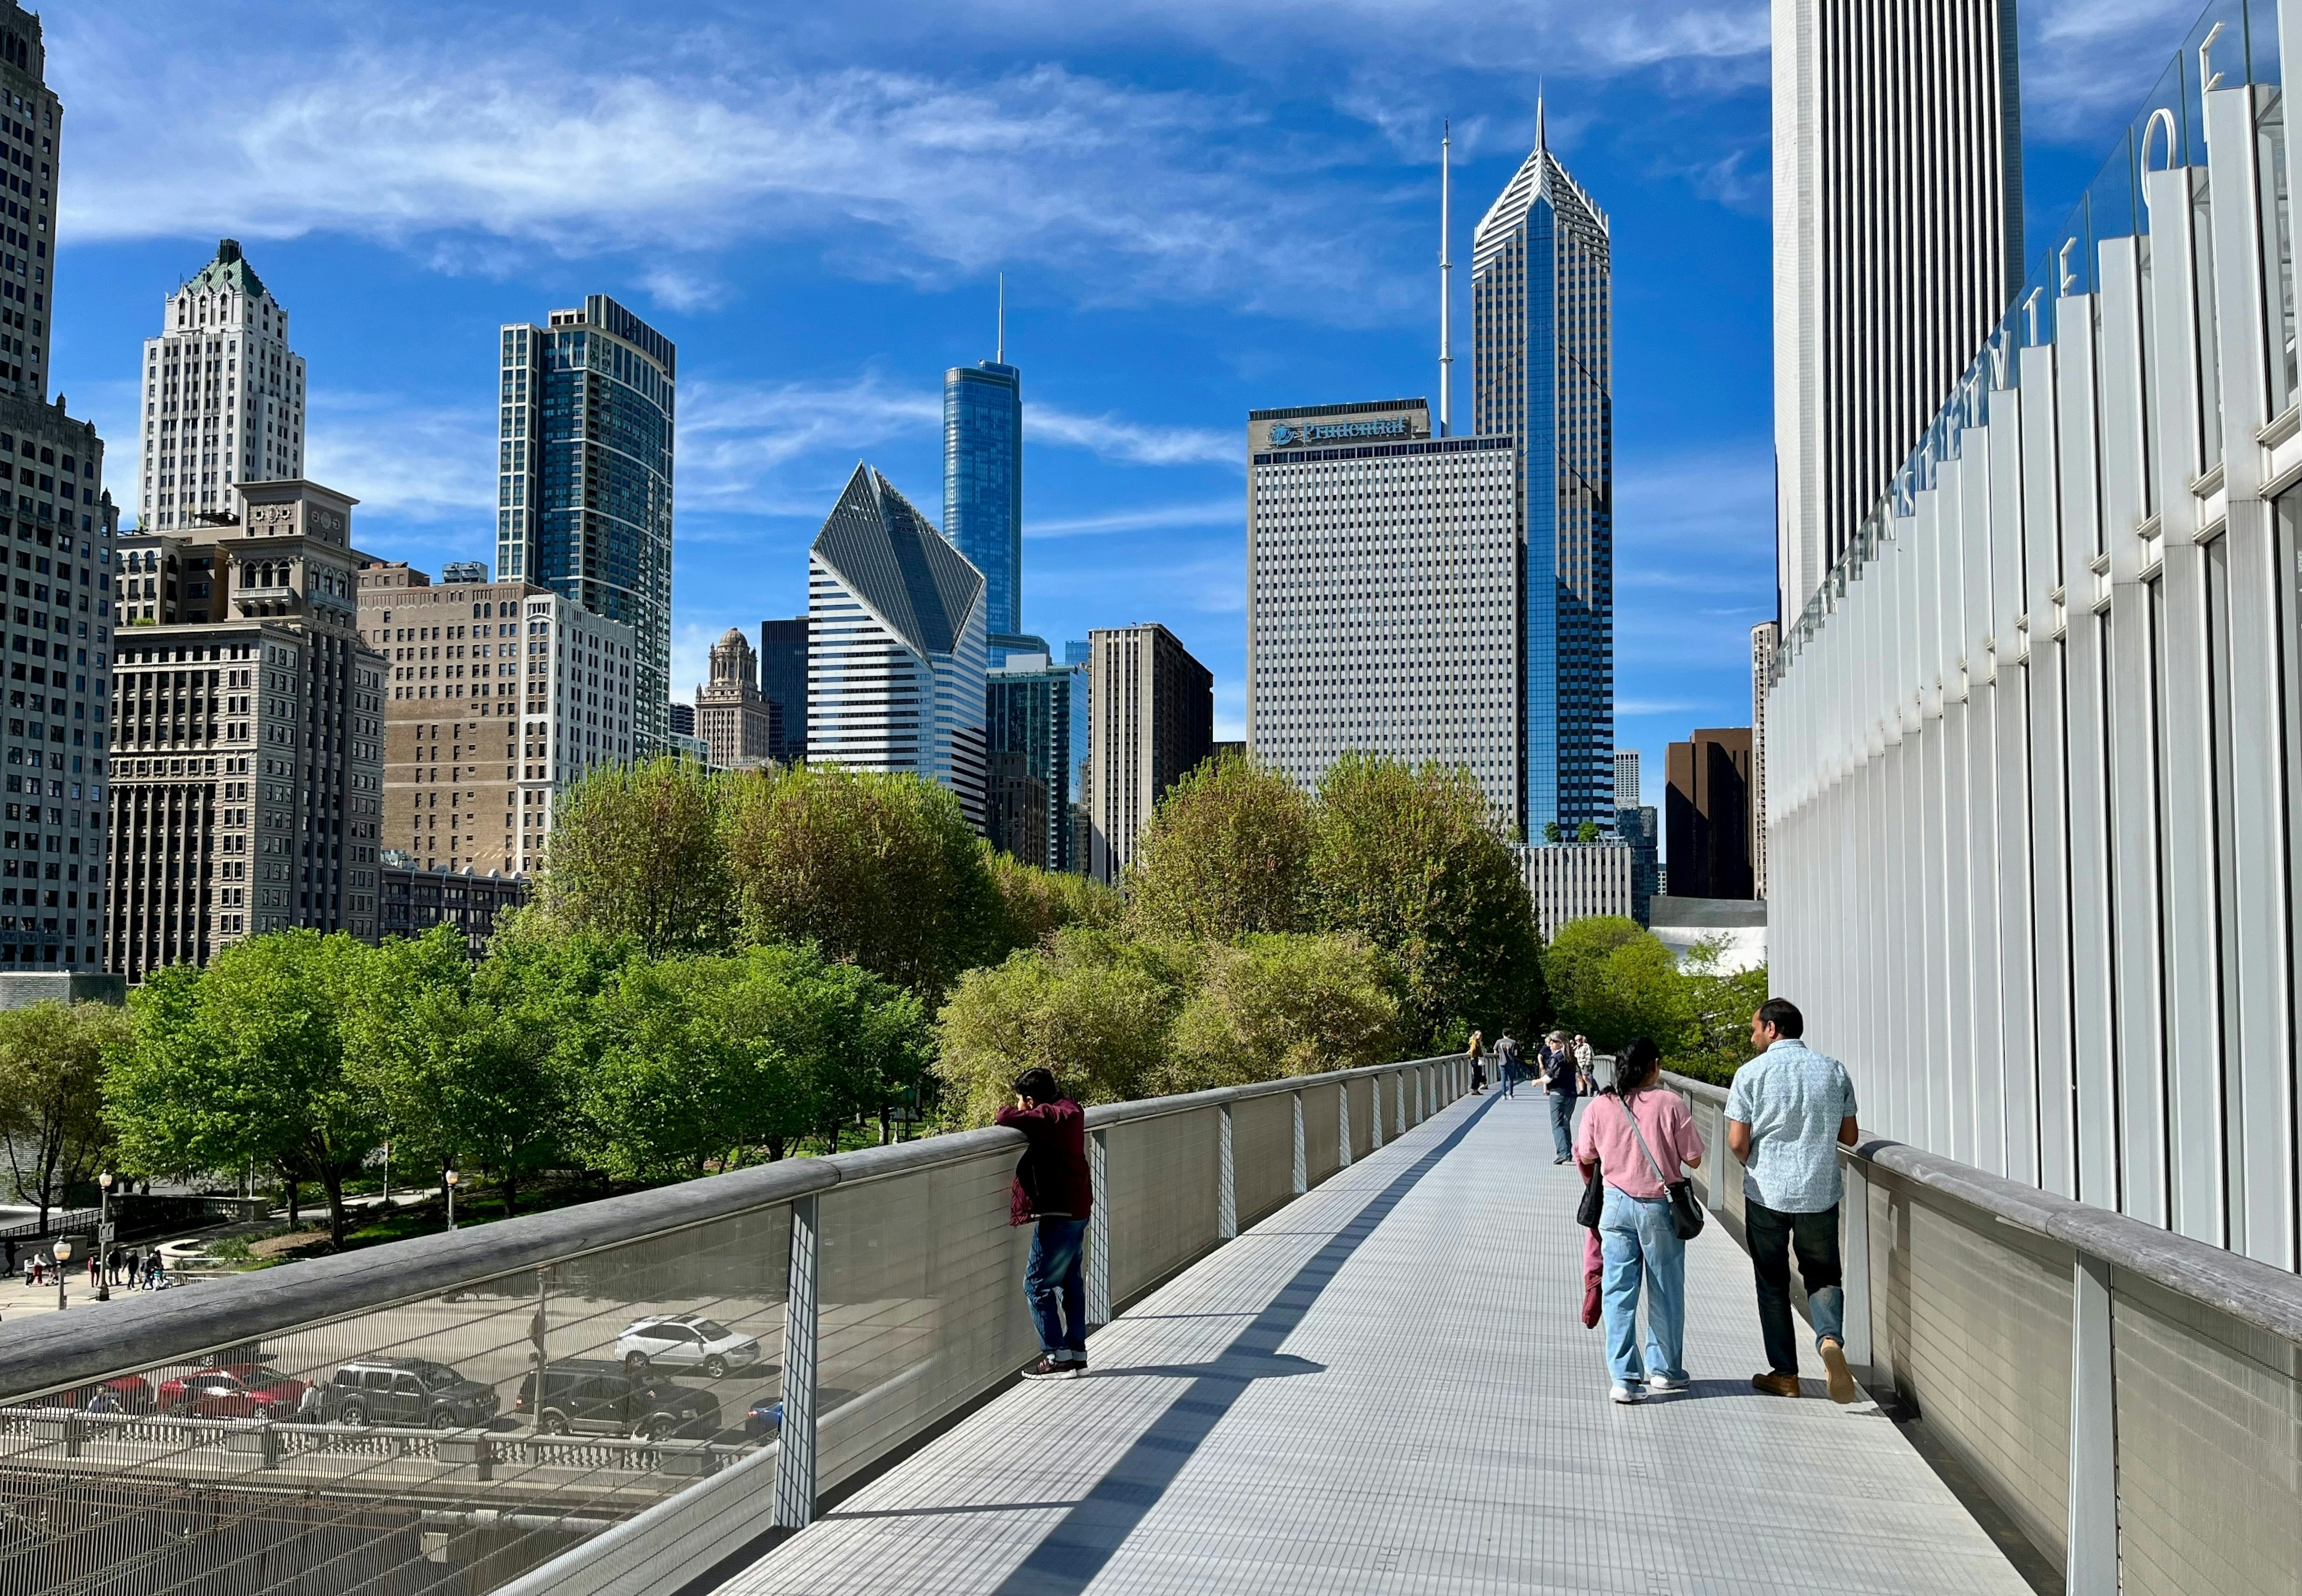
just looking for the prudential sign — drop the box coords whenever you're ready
[1267,417,1411,447]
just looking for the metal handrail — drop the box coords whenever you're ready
[0,1054,1463,1405]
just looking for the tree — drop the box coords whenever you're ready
[1123,757,1313,943]
[1168,933,1401,1091]
[720,764,1001,998]
[935,929,1191,1126]
[1675,941,1770,1084]
[1575,820,1603,845]
[1308,754,1545,1049]
[541,756,733,958]
[0,1001,129,1228]
[1540,916,1688,1053]
[987,850,1123,954]
[106,932,384,1247]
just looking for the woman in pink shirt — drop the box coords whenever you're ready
[1574,1037,1706,1404]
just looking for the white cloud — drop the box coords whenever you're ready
[1028,406,1236,469]
[305,393,495,524]
[2023,0,2207,140]
[1029,498,1240,538]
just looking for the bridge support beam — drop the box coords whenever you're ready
[775,1193,820,1532]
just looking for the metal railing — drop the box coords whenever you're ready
[1665,1070,2302,1596]
[0,1054,1468,1596]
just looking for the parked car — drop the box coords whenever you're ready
[513,1361,721,1442]
[613,1313,763,1379]
[155,1365,308,1419]
[324,1357,499,1431]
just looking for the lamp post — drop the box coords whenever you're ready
[444,1169,458,1231]
[95,1173,112,1302]
[50,1237,70,1314]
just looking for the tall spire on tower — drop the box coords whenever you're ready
[996,272,1005,364]
[1536,82,1547,153]
[1439,120,1453,438]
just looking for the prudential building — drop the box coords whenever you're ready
[1473,104,1614,836]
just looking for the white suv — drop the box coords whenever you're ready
[614,1314,764,1379]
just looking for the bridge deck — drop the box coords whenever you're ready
[718,1091,2036,1596]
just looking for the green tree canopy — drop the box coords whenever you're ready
[106,931,384,1246]
[987,849,1123,953]
[0,1001,129,1228]
[720,764,1001,998]
[1123,755,1314,943]
[541,755,733,958]
[1540,916,1687,1053]
[1308,754,1545,1049]
[1168,933,1402,1090]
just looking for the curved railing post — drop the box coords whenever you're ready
[1086,1128,1112,1327]
[1369,1076,1384,1151]
[1218,1103,1238,1240]
[1291,1091,1307,1194]
[774,1192,819,1531]
[1337,1082,1352,1169]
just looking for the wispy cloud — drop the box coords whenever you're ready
[305,393,496,525]
[1029,406,1235,469]
[1030,498,1239,538]
[2022,0,2205,140]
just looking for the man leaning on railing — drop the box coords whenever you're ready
[998,1068,1094,1381]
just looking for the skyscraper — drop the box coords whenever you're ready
[944,351,1026,663]
[1087,624,1212,883]
[758,616,809,764]
[1474,101,1614,837]
[1245,399,1520,829]
[986,652,1073,873]
[0,4,57,410]
[1666,728,1753,901]
[807,463,988,829]
[1771,0,2021,617]
[139,240,303,533]
[1614,749,1640,810]
[496,296,676,756]
[696,627,773,770]
[1749,620,1777,899]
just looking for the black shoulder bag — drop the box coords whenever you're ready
[1574,1134,1605,1228]
[1619,1092,1706,1241]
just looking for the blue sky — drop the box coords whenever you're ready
[50,0,2198,797]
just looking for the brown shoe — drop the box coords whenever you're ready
[1819,1339,1858,1404]
[1750,1372,1801,1398]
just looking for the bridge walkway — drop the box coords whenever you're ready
[716,1088,2034,1595]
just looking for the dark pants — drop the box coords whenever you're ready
[1025,1216,1089,1362]
[1746,1197,1845,1377]
[1548,1091,1575,1158]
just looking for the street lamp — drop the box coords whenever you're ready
[95,1173,112,1302]
[50,1237,70,1314]
[444,1169,458,1231]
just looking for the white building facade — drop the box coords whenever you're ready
[1771,0,2021,618]
[1768,13,2302,1272]
[808,463,987,830]
[139,239,305,534]
[1245,399,1520,829]
[1613,749,1640,810]
[1518,841,1632,940]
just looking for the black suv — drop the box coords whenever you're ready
[326,1357,500,1431]
[513,1360,721,1441]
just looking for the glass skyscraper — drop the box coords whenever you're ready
[498,295,676,755]
[1473,104,1614,836]
[944,359,1026,663]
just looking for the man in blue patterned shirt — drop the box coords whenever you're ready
[1726,998,1861,1403]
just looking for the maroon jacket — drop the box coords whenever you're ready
[995,1098,1092,1226]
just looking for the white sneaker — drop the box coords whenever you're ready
[1646,1374,1687,1393]
[1610,1384,1644,1404]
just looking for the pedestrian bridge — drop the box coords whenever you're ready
[1,1058,2295,1596]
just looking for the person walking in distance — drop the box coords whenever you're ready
[1572,1034,1595,1091]
[1467,1029,1487,1095]
[1576,1038,1705,1403]
[998,1067,1095,1380]
[1541,1031,1580,1163]
[1495,1031,1521,1098]
[1727,998,1863,1402]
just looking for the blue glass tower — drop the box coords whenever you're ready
[1472,102,1614,837]
[498,295,677,754]
[944,357,1026,664]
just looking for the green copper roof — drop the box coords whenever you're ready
[183,238,268,303]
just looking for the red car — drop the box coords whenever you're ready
[156,1365,308,1419]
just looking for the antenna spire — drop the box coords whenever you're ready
[996,272,1005,363]
[1536,83,1547,152]
[1439,120,1453,439]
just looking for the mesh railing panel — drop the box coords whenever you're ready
[1301,1086,1343,1188]
[1346,1076,1374,1161]
[812,1151,1034,1493]
[0,1200,793,1596]
[1104,1107,1222,1306]
[1231,1092,1297,1227]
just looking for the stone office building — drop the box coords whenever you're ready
[358,561,634,878]
[106,479,387,978]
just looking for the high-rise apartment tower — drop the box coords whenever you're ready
[1614,749,1640,810]
[1474,101,1614,836]
[0,4,56,409]
[1771,0,2021,616]
[944,353,1025,663]
[758,616,808,764]
[496,296,675,757]
[1087,624,1212,883]
[139,240,303,533]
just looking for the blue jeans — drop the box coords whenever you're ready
[1599,1185,1687,1388]
[1548,1091,1576,1158]
[1745,1197,1844,1376]
[1025,1217,1089,1362]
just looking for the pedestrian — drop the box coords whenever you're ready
[1495,1031,1521,1098]
[1540,1031,1580,1163]
[997,1066,1094,1381]
[1467,1029,1487,1095]
[1726,998,1862,1403]
[1572,1034,1595,1091]
[86,1251,100,1288]
[124,1249,140,1288]
[1575,1037,1705,1403]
